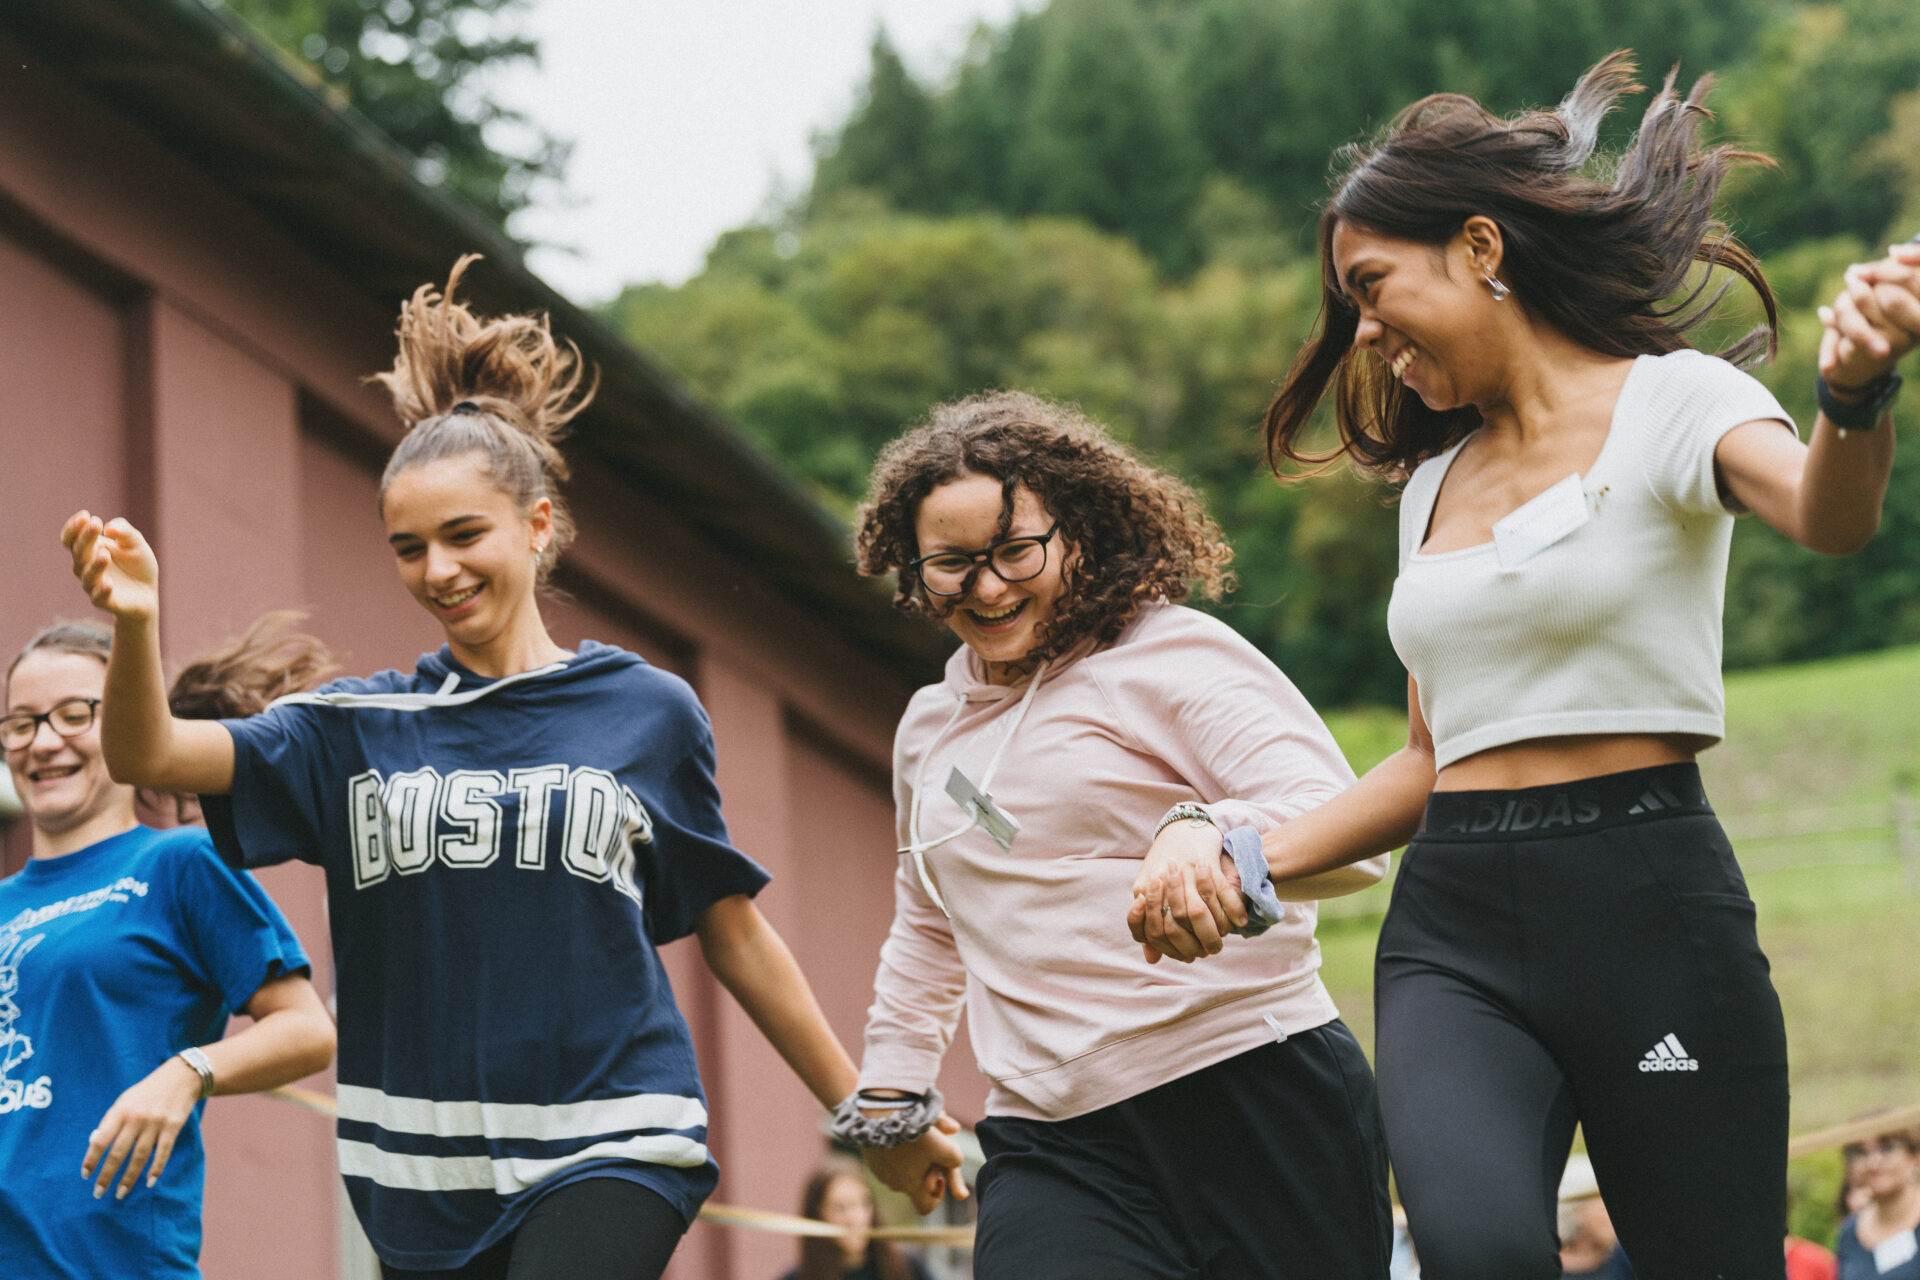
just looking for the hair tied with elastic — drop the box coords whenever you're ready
[373,254,599,583]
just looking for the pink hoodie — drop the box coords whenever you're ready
[859,601,1387,1121]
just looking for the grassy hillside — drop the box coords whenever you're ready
[1314,645,1920,1240]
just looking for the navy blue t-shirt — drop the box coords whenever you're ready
[201,642,769,1269]
[1839,1215,1920,1280]
[0,826,308,1278]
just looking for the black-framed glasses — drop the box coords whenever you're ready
[2,698,102,751]
[909,522,1061,598]
[1844,1136,1913,1161]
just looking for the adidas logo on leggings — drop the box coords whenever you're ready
[1639,1034,1699,1072]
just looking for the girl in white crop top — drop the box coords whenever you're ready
[1138,52,1920,1279]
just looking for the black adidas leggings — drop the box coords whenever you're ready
[1374,764,1788,1280]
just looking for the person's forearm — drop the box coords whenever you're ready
[1796,408,1895,554]
[198,1006,336,1095]
[101,610,236,794]
[699,901,859,1108]
[1269,853,1394,902]
[101,610,180,787]
[1263,744,1432,884]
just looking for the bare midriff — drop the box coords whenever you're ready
[1433,732,1704,792]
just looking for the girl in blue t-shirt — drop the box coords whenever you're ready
[0,621,336,1278]
[59,256,960,1279]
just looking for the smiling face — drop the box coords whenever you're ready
[1331,218,1508,412]
[5,650,137,855]
[817,1173,874,1263]
[383,453,554,671]
[1855,1136,1920,1202]
[914,474,1071,682]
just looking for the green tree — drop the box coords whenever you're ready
[223,0,566,231]
[1008,0,1204,270]
[809,31,937,217]
[1717,0,1920,250]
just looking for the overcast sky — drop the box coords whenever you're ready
[489,0,1028,303]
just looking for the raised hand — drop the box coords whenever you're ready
[1820,240,1920,389]
[80,1055,202,1201]
[60,511,160,622]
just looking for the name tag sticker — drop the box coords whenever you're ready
[945,767,1020,850]
[1874,1229,1918,1273]
[1492,472,1591,571]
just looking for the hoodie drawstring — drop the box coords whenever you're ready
[900,660,1050,915]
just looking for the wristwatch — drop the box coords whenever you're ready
[1817,371,1902,432]
[175,1046,216,1099]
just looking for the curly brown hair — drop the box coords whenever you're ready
[856,391,1234,664]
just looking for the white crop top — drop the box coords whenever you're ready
[1387,348,1793,770]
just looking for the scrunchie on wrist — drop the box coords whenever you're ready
[827,1087,945,1149]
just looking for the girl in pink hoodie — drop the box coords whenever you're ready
[839,391,1392,1280]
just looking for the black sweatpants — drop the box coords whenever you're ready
[378,1177,685,1280]
[1375,764,1788,1280]
[972,1021,1392,1280]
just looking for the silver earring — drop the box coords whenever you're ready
[1484,272,1510,302]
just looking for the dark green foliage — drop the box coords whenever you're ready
[223,0,565,231]
[621,0,1920,706]
[1008,0,1204,270]
[1717,0,1920,251]
[809,33,938,216]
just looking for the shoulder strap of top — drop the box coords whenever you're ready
[1398,440,1467,569]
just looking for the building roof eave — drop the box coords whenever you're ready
[0,0,950,685]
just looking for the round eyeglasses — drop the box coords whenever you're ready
[2,698,102,752]
[909,522,1061,598]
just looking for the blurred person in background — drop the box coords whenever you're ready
[0,621,334,1278]
[1784,1232,1837,1280]
[1558,1156,1634,1279]
[1836,1127,1920,1279]
[1842,1144,1876,1220]
[778,1157,932,1280]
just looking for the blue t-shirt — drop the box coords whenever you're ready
[0,825,309,1279]
[1839,1216,1920,1280]
[201,641,770,1270]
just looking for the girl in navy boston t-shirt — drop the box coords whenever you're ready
[60,257,935,1278]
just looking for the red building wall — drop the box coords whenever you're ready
[0,29,984,1280]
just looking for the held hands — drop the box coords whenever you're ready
[1820,240,1920,390]
[1127,818,1246,965]
[81,1055,202,1201]
[61,511,160,623]
[861,1111,970,1215]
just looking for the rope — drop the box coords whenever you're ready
[262,1085,1920,1237]
[262,1086,976,1244]
[1786,1102,1920,1160]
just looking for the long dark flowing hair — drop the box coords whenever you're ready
[793,1159,917,1280]
[1265,51,1780,480]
